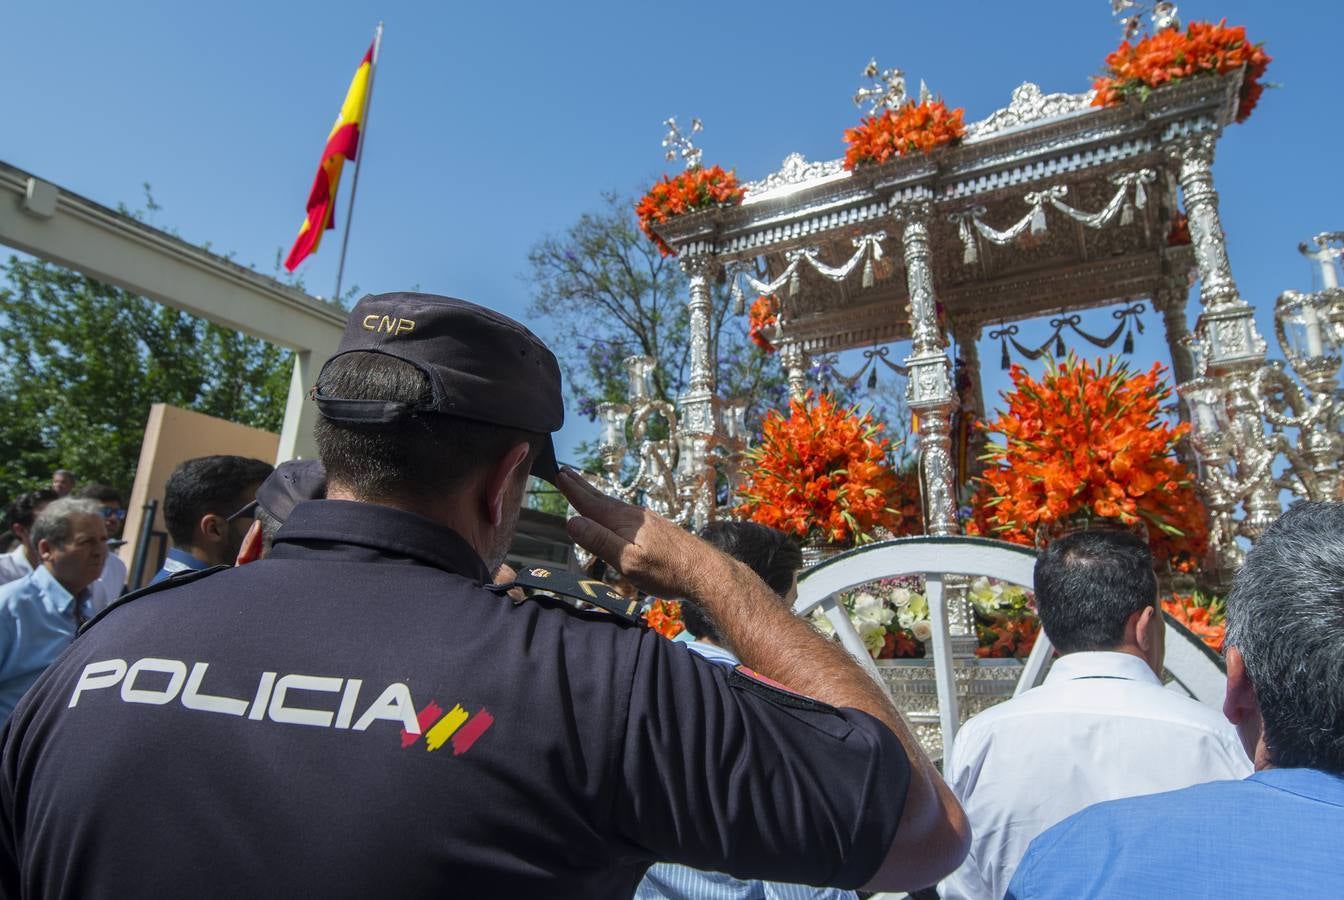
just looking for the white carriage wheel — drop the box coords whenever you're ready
[793,535,1228,761]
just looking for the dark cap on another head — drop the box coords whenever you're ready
[229,459,327,525]
[314,292,565,483]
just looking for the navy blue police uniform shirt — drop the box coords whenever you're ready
[0,500,910,898]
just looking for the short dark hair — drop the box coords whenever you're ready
[4,489,59,533]
[314,352,541,501]
[1033,529,1157,653]
[75,483,122,505]
[682,521,802,643]
[1225,501,1344,774]
[163,456,274,546]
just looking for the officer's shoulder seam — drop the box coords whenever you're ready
[512,592,647,629]
[77,565,231,637]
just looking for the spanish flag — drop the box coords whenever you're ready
[283,41,375,272]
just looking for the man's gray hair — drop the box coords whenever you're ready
[1225,501,1344,774]
[30,498,104,548]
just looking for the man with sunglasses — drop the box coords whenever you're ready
[74,484,130,611]
[147,456,273,585]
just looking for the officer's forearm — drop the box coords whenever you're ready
[688,553,895,723]
[558,467,968,887]
[688,555,970,892]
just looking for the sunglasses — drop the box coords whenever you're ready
[226,500,259,522]
[101,507,127,521]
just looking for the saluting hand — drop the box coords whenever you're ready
[557,468,718,601]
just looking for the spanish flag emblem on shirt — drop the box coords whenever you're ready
[283,42,374,271]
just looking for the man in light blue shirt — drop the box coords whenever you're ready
[0,497,107,718]
[637,521,857,900]
[1008,501,1344,899]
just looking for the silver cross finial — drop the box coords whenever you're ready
[853,59,907,115]
[662,116,703,170]
[1111,0,1180,39]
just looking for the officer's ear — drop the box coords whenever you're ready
[235,520,265,566]
[484,441,532,528]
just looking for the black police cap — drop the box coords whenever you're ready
[315,292,564,484]
[227,459,327,525]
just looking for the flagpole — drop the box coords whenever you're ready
[333,22,383,304]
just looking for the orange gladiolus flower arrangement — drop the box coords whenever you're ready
[969,355,1208,571]
[643,598,685,639]
[748,295,779,352]
[736,391,918,545]
[1091,19,1271,123]
[635,165,745,257]
[1162,592,1226,652]
[843,99,966,170]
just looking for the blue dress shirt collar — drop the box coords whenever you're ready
[30,565,91,618]
[164,546,210,572]
[1250,767,1344,808]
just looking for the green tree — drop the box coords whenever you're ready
[0,256,292,500]
[526,192,789,470]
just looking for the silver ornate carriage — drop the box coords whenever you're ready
[601,61,1341,757]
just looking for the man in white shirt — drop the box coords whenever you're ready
[0,491,58,587]
[939,529,1251,900]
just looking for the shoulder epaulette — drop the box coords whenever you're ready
[491,565,645,624]
[77,564,230,638]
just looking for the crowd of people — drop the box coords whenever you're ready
[0,291,1338,898]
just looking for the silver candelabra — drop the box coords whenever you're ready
[1179,232,1344,578]
[593,355,750,528]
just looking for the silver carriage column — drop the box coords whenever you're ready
[1169,133,1273,570]
[894,196,980,664]
[676,254,723,529]
[895,197,958,538]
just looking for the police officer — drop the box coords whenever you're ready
[0,292,967,898]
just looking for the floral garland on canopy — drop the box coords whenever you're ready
[968,355,1208,572]
[748,295,779,353]
[1092,19,1271,123]
[635,165,744,257]
[736,392,920,546]
[843,99,965,170]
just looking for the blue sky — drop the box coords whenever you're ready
[6,0,1340,462]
